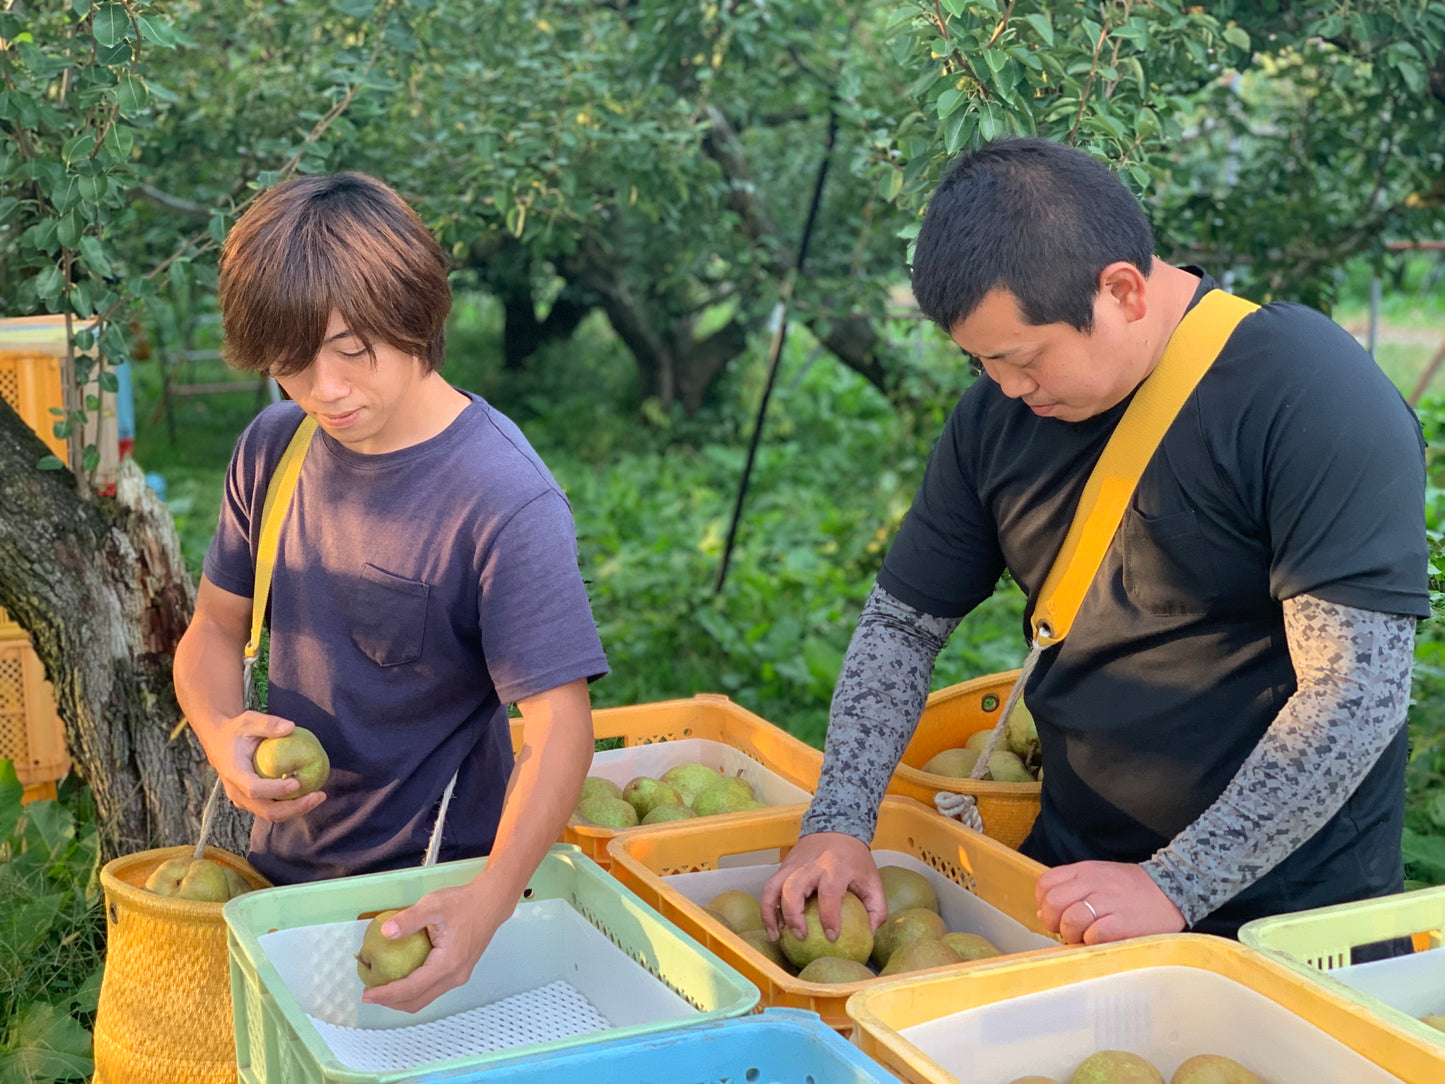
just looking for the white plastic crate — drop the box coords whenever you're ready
[1331,946,1445,1021]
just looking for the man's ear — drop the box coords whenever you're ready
[1097,261,1149,323]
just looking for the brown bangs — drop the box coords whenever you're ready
[218,173,451,376]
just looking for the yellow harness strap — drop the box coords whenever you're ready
[1030,290,1259,646]
[244,415,318,665]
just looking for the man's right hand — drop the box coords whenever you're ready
[207,710,326,821]
[759,831,887,942]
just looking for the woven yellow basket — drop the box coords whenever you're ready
[93,845,270,1084]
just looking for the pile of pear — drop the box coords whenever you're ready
[703,864,1005,984]
[923,701,1041,783]
[1010,1049,1262,1083]
[572,764,767,828]
[144,853,254,902]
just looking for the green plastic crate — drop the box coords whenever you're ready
[224,845,759,1083]
[1239,884,1445,1048]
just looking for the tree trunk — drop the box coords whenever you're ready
[0,401,250,861]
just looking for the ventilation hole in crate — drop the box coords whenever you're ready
[0,371,19,410]
[920,848,976,894]
[745,1069,761,1082]
[0,657,25,713]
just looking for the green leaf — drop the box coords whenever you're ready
[33,265,63,303]
[84,394,101,412]
[333,0,378,16]
[61,133,96,165]
[1222,26,1251,53]
[36,455,65,471]
[208,211,228,244]
[82,446,100,474]
[52,420,73,440]
[1023,13,1053,46]
[136,14,177,48]
[78,171,108,204]
[98,370,119,393]
[1403,827,1445,879]
[91,2,131,49]
[56,209,83,248]
[943,107,973,155]
[878,166,903,201]
[0,1003,93,1081]
[114,74,148,116]
[71,0,91,15]
[0,761,22,842]
[936,87,966,119]
[0,196,18,224]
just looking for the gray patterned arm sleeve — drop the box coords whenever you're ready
[1143,595,1416,926]
[800,583,962,842]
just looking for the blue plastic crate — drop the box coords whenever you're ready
[408,1009,899,1083]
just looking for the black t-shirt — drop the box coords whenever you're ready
[879,273,1428,922]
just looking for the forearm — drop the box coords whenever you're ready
[801,583,961,842]
[174,610,249,755]
[1143,596,1416,926]
[476,678,594,901]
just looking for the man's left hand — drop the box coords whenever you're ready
[359,875,514,1013]
[1035,860,1185,945]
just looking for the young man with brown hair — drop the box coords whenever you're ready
[174,172,608,1013]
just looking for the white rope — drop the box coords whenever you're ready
[933,632,1050,831]
[423,771,459,868]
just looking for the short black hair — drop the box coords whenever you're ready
[910,137,1154,333]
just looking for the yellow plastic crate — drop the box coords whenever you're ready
[0,629,71,792]
[0,346,67,461]
[606,794,1059,1034]
[510,694,823,869]
[1239,885,1445,1048]
[847,934,1445,1083]
[887,671,1042,850]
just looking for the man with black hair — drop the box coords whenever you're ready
[762,137,1428,946]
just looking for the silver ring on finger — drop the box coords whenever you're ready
[1080,898,1099,922]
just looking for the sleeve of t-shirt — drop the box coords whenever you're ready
[1226,304,1429,618]
[477,489,610,704]
[877,395,1007,619]
[201,404,304,599]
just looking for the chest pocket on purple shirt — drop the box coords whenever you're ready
[350,563,429,667]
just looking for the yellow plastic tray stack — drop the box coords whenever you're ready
[846,934,1445,1084]
[887,671,1042,849]
[511,693,824,869]
[606,794,1059,1034]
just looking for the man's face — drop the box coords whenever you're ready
[272,312,427,454]
[951,287,1143,423]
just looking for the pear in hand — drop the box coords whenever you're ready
[254,726,330,798]
[355,909,433,988]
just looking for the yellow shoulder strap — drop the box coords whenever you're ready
[1030,290,1259,646]
[244,416,318,662]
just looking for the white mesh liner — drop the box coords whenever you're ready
[257,896,699,1071]
[311,980,611,1073]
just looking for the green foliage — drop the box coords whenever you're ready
[0,768,103,1084]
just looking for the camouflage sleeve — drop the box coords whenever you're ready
[800,583,962,842]
[1143,595,1417,927]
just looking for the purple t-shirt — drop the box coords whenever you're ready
[203,394,608,885]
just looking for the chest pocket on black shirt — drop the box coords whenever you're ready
[350,563,429,666]
[1121,509,1218,616]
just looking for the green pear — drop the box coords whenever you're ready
[705,889,763,933]
[878,938,960,976]
[1071,1051,1164,1084]
[579,776,623,803]
[660,763,726,807]
[1170,1054,1261,1084]
[796,957,875,983]
[964,729,996,754]
[987,749,1035,783]
[871,907,948,969]
[739,928,790,970]
[878,865,939,916]
[254,726,330,798]
[1005,700,1040,762]
[621,776,682,818]
[575,794,639,828]
[223,865,253,899]
[144,857,192,897]
[921,748,979,778]
[641,802,696,824]
[779,893,873,969]
[691,778,758,816]
[355,909,432,988]
[941,931,1001,961]
[177,858,232,902]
